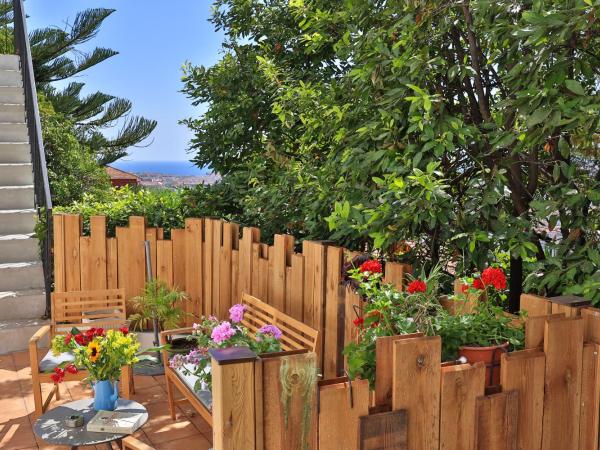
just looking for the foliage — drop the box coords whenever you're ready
[344,263,523,386]
[343,261,445,387]
[169,304,282,391]
[50,327,141,383]
[39,93,111,206]
[54,186,190,237]
[185,0,600,303]
[129,280,189,332]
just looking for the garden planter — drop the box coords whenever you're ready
[458,341,509,387]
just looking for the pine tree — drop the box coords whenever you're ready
[28,8,156,164]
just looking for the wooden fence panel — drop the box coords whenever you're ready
[542,317,584,450]
[579,343,600,450]
[272,235,293,313]
[524,314,564,350]
[439,363,485,450]
[521,294,552,316]
[212,220,222,316]
[392,336,441,450]
[203,219,213,316]
[582,307,600,344]
[219,222,236,318]
[53,214,66,292]
[500,350,545,450]
[171,229,186,291]
[239,227,259,298]
[185,219,203,321]
[289,254,305,322]
[375,333,423,408]
[384,262,409,291]
[231,249,239,304]
[64,214,82,292]
[116,216,146,303]
[475,390,518,450]
[106,238,118,289]
[156,240,173,287]
[324,246,343,379]
[80,216,107,291]
[318,378,369,450]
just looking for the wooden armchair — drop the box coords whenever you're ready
[160,292,319,425]
[29,288,132,416]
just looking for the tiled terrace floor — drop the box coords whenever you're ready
[0,350,213,450]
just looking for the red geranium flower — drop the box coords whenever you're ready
[95,328,105,337]
[407,280,427,294]
[460,284,469,294]
[472,278,485,290]
[353,317,364,327]
[65,364,78,375]
[359,260,382,274]
[119,326,129,336]
[74,333,87,346]
[64,333,72,345]
[50,372,62,384]
[481,267,507,290]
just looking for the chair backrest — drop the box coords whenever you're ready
[51,289,127,336]
[241,293,319,353]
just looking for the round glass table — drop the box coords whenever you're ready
[33,398,148,450]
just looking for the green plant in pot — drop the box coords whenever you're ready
[436,267,524,386]
[129,280,189,351]
[343,260,445,388]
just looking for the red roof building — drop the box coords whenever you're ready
[105,166,140,188]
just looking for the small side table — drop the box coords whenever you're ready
[34,398,148,450]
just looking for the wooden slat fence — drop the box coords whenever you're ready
[53,214,410,378]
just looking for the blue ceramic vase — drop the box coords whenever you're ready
[93,380,119,411]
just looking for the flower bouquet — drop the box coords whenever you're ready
[169,303,283,392]
[50,327,142,410]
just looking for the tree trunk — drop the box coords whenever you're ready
[509,256,522,313]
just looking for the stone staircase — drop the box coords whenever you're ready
[0,54,48,354]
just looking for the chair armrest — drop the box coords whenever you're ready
[160,327,194,345]
[29,325,50,345]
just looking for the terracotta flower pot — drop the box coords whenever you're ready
[458,341,509,387]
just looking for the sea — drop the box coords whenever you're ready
[111,160,209,176]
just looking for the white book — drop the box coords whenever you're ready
[86,410,144,434]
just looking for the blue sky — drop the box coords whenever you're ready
[26,0,224,162]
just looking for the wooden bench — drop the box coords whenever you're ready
[29,289,133,416]
[160,292,319,426]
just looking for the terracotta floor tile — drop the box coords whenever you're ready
[132,385,168,406]
[0,354,16,370]
[133,374,159,390]
[0,416,38,450]
[11,351,31,370]
[154,433,212,450]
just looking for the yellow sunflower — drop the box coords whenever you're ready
[87,341,101,363]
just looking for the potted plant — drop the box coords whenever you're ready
[343,259,445,387]
[129,280,189,350]
[169,303,283,392]
[436,267,524,386]
[50,327,145,411]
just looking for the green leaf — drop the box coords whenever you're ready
[526,108,551,127]
[565,79,585,96]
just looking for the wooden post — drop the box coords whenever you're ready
[579,343,600,450]
[475,390,519,450]
[210,347,258,450]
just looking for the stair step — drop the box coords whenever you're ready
[0,208,36,235]
[0,162,32,185]
[0,289,46,320]
[0,318,49,354]
[0,234,39,263]
[0,87,24,104]
[0,70,22,88]
[0,142,30,163]
[0,123,28,142]
[0,261,45,291]
[0,103,25,123]
[0,55,20,71]
[0,185,34,209]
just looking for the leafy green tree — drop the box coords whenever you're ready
[185,0,600,306]
[29,8,156,164]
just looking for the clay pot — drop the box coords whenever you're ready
[458,341,509,387]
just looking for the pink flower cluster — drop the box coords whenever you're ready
[229,304,247,323]
[257,324,282,340]
[211,321,237,344]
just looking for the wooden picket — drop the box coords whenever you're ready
[52,213,409,375]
